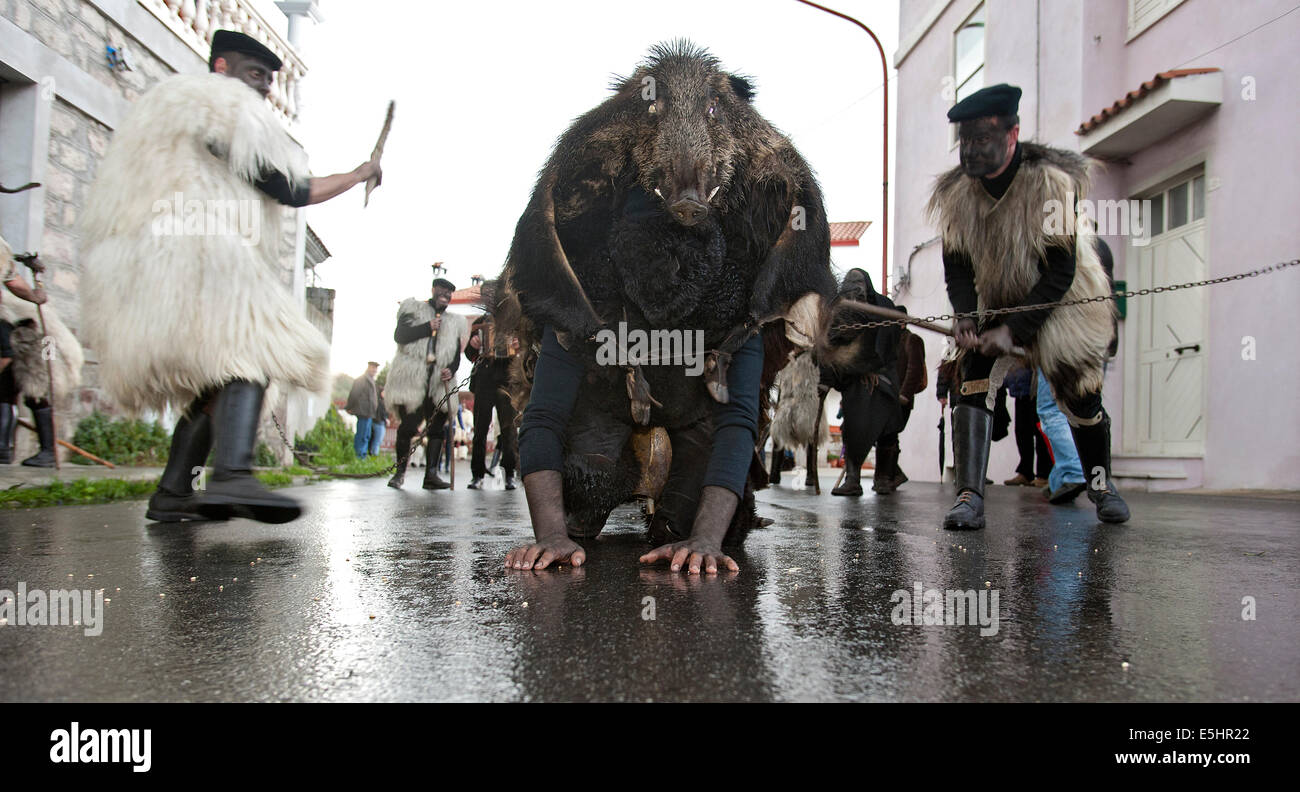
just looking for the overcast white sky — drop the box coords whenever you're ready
[287,0,899,377]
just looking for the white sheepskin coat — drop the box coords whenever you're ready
[79,73,329,413]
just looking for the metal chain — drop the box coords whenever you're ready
[831,258,1299,332]
[270,375,472,479]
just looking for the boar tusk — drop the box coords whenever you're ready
[654,188,663,199]
[707,186,720,202]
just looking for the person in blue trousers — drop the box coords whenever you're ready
[1037,368,1086,503]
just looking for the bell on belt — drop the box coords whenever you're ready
[426,353,436,363]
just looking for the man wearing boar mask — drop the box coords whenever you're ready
[926,83,1129,530]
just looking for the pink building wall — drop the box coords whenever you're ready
[891,0,1299,490]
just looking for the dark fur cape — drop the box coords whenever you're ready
[490,42,838,546]
[495,40,835,354]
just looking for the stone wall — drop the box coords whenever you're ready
[2,0,319,462]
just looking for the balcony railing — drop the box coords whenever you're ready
[138,0,307,124]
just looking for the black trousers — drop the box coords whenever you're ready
[840,380,902,467]
[470,360,518,478]
[395,398,447,468]
[1013,393,1051,479]
[876,401,914,453]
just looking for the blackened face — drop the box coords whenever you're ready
[214,52,276,99]
[958,117,1011,178]
[839,270,869,301]
[432,286,453,311]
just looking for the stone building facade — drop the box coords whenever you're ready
[1,0,332,461]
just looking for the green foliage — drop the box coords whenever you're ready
[0,470,298,510]
[295,408,356,467]
[335,453,396,476]
[254,441,280,468]
[254,471,294,488]
[0,477,160,508]
[70,411,171,466]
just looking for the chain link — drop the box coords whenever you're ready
[271,375,473,479]
[831,258,1299,332]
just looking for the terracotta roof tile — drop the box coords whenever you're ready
[1075,68,1220,135]
[830,220,871,245]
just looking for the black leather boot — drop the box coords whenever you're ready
[892,464,909,490]
[0,404,14,464]
[504,471,517,490]
[944,405,993,530]
[146,410,217,522]
[1070,412,1131,523]
[422,441,451,489]
[768,446,782,485]
[872,442,900,494]
[832,458,863,496]
[20,403,56,467]
[196,381,301,524]
[423,431,454,488]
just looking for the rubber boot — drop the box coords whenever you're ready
[504,471,517,490]
[872,442,900,494]
[20,404,57,467]
[832,458,863,496]
[804,443,818,487]
[768,445,782,485]
[1070,412,1131,523]
[0,404,14,464]
[944,405,992,530]
[423,438,450,489]
[387,460,408,489]
[146,409,217,522]
[892,464,909,490]
[196,381,301,524]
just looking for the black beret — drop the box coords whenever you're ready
[432,278,457,292]
[209,30,283,72]
[947,83,1021,122]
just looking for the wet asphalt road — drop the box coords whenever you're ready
[0,477,1296,702]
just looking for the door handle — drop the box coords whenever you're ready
[1174,344,1201,355]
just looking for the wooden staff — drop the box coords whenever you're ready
[839,299,1028,357]
[16,418,114,467]
[364,100,394,207]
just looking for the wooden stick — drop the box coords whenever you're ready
[16,418,115,468]
[840,299,1028,357]
[364,100,394,207]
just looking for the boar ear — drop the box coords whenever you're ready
[728,74,756,102]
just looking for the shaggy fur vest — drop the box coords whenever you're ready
[925,142,1115,396]
[1,301,84,405]
[79,73,329,413]
[386,299,467,413]
[770,349,828,449]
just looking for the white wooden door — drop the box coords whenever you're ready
[1128,224,1207,456]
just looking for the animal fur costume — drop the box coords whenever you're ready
[0,301,83,406]
[925,142,1115,398]
[494,44,838,546]
[386,299,468,413]
[79,73,329,414]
